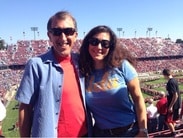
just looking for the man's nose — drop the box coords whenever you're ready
[59,32,67,40]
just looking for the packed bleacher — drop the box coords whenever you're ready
[118,37,183,73]
[6,40,51,65]
[119,37,183,57]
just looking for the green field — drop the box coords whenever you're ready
[143,77,165,84]
[2,99,19,137]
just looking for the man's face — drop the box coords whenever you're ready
[47,16,78,57]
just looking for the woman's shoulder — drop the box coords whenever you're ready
[120,59,134,70]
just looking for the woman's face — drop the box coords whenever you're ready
[88,32,110,67]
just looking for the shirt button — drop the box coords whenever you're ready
[59,85,61,88]
[56,99,60,102]
[56,113,58,115]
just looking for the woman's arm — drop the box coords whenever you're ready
[127,77,148,137]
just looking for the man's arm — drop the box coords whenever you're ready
[168,92,178,112]
[18,103,33,137]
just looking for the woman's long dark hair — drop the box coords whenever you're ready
[79,25,136,77]
[111,42,137,68]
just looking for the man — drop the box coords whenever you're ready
[162,69,181,137]
[156,91,168,131]
[15,11,89,137]
[146,98,158,133]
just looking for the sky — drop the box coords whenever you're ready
[0,0,183,44]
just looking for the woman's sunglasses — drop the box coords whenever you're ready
[88,38,111,48]
[49,28,76,36]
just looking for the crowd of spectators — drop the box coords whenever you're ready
[118,37,183,58]
[0,69,23,102]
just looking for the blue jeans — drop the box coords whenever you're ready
[93,122,139,137]
[147,118,158,133]
[158,114,168,131]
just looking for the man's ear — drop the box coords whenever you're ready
[74,32,78,41]
[47,32,52,42]
[75,32,78,38]
[75,32,78,37]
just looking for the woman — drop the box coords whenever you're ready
[79,25,147,137]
